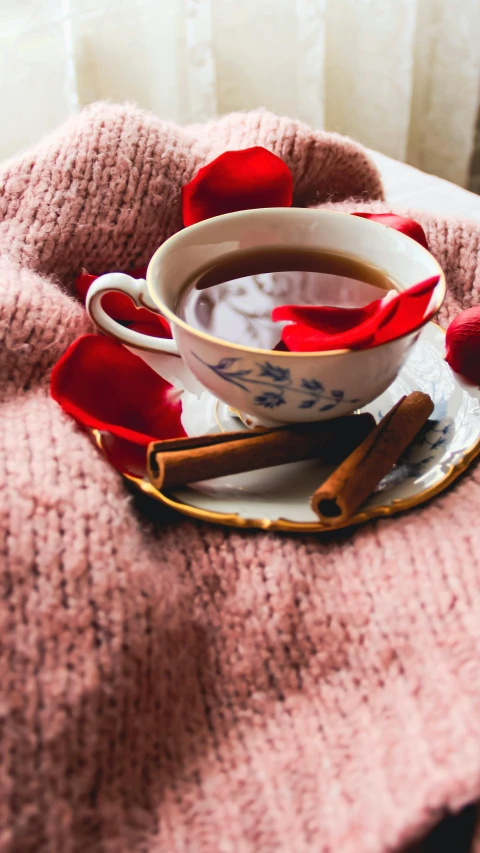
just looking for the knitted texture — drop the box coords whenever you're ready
[1,103,480,853]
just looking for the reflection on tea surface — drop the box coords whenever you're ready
[176,248,395,349]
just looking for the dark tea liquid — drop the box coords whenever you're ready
[176,247,396,349]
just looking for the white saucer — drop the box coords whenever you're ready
[122,323,480,532]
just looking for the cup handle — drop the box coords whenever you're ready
[85,272,180,355]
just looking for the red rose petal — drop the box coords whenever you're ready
[351,213,429,250]
[281,323,375,353]
[372,276,439,344]
[277,303,383,352]
[126,316,172,338]
[100,433,151,478]
[75,266,147,303]
[182,147,293,226]
[272,300,381,335]
[75,272,98,303]
[101,293,172,338]
[273,276,439,352]
[74,267,172,339]
[50,335,186,471]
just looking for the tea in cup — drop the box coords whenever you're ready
[86,208,445,424]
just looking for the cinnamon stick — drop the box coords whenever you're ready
[311,391,434,525]
[147,414,376,491]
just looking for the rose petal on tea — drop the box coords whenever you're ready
[281,324,377,352]
[280,316,378,352]
[272,301,382,334]
[50,335,186,470]
[274,294,393,351]
[351,212,429,250]
[274,277,439,352]
[375,297,400,329]
[372,276,439,344]
[182,147,293,226]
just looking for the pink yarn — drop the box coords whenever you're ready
[0,102,479,853]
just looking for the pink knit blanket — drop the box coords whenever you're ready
[1,103,480,853]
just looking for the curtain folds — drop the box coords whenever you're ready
[1,0,479,187]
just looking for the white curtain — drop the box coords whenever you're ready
[1,0,480,187]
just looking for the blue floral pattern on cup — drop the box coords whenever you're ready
[193,354,360,412]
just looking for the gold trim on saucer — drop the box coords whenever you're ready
[91,324,480,533]
[118,437,480,532]
[214,400,226,433]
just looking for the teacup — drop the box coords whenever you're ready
[86,208,445,424]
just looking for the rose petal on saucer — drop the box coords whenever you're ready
[351,212,429,250]
[181,147,293,226]
[51,335,185,472]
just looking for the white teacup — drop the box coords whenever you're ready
[86,208,445,424]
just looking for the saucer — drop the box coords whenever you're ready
[106,323,480,532]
